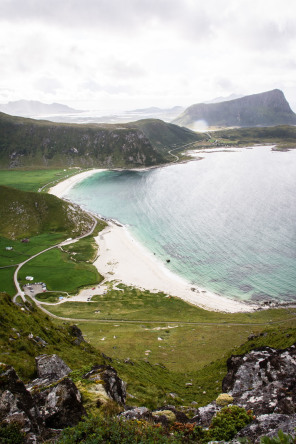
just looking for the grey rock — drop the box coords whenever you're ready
[222,344,296,415]
[0,364,42,443]
[68,325,85,345]
[32,378,85,428]
[83,365,126,405]
[190,402,220,426]
[35,354,71,381]
[121,407,152,421]
[237,413,296,443]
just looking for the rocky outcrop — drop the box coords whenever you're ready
[68,325,86,345]
[0,364,42,443]
[36,354,71,380]
[0,355,85,442]
[83,365,126,406]
[237,413,296,443]
[222,344,296,415]
[32,378,85,428]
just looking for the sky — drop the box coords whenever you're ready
[1,0,296,112]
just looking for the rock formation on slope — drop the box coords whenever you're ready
[173,89,296,129]
[2,344,296,442]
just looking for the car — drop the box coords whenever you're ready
[92,287,95,290]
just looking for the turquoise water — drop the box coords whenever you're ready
[67,147,296,303]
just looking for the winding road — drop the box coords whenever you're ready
[13,212,98,303]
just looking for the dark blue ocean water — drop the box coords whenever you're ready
[67,147,296,302]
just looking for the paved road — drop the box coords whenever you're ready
[13,212,98,304]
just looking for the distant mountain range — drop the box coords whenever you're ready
[0,100,82,117]
[173,89,296,128]
[0,112,203,169]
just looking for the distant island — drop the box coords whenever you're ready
[0,100,82,117]
[173,89,296,129]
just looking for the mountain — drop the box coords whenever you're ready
[0,113,202,169]
[0,100,81,117]
[173,89,296,129]
[0,185,93,239]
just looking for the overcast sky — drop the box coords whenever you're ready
[1,0,296,111]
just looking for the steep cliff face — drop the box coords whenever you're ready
[173,89,296,128]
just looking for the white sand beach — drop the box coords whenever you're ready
[49,167,258,313]
[49,168,106,198]
[94,222,258,313]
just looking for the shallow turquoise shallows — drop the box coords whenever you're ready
[67,147,296,303]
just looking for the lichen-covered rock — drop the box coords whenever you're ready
[35,354,71,381]
[222,344,296,415]
[236,413,296,443]
[83,365,126,405]
[0,363,42,443]
[190,402,220,426]
[32,378,85,428]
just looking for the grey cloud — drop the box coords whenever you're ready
[0,0,214,40]
[106,59,145,79]
[34,77,62,94]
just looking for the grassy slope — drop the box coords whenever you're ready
[0,185,93,240]
[130,119,206,153]
[0,292,103,381]
[0,185,104,295]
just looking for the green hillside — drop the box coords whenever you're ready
[212,124,296,149]
[0,185,93,240]
[173,89,296,129]
[130,119,205,153]
[0,113,202,169]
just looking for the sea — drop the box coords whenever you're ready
[66,146,296,303]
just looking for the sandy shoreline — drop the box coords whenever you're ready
[49,168,107,198]
[49,167,258,313]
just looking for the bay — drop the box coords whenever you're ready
[66,147,296,303]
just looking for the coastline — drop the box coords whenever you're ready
[49,168,107,197]
[49,167,259,313]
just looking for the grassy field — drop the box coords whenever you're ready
[0,168,82,192]
[19,248,103,294]
[0,233,68,266]
[46,284,292,323]
[43,284,296,373]
[0,267,16,295]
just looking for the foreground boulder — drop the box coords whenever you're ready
[0,355,85,442]
[31,378,85,428]
[222,344,296,415]
[35,354,71,380]
[0,363,42,443]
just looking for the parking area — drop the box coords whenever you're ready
[23,282,47,296]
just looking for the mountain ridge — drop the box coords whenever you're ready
[173,89,296,129]
[0,113,202,169]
